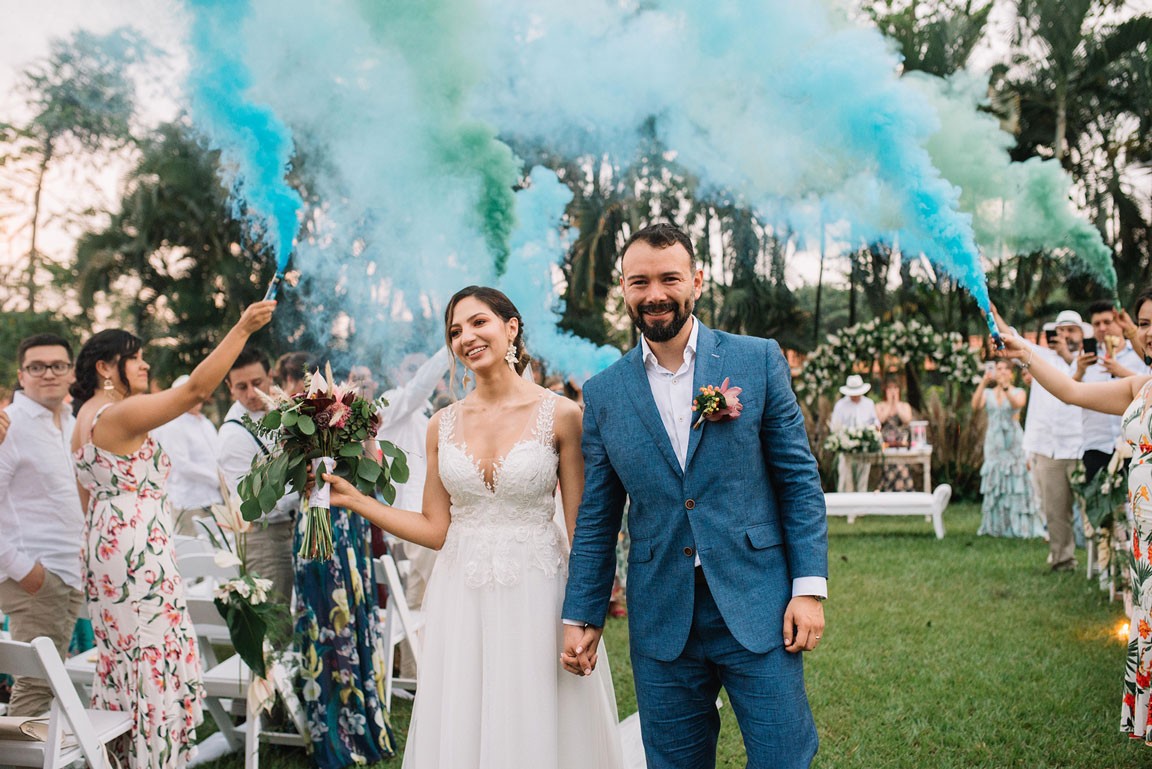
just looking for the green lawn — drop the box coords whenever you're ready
[198,502,1148,768]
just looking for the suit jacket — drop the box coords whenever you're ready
[562,322,828,662]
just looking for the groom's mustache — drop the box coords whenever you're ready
[639,302,679,317]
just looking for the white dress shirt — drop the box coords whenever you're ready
[0,392,84,589]
[1021,344,1082,459]
[640,318,826,599]
[153,411,223,509]
[829,397,880,430]
[1080,343,1148,454]
[217,401,299,523]
[376,347,451,512]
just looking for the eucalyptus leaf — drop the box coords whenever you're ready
[257,483,278,513]
[298,415,316,436]
[380,484,396,505]
[339,443,361,458]
[262,410,282,430]
[282,411,299,428]
[358,460,382,483]
[240,498,263,522]
[391,454,410,484]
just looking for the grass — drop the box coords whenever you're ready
[196,502,1149,768]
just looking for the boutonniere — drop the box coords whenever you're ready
[692,377,743,429]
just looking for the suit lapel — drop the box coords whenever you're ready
[623,346,684,478]
[685,323,723,470]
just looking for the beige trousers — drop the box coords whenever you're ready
[245,519,296,644]
[1032,454,1078,567]
[0,569,83,716]
[837,454,872,492]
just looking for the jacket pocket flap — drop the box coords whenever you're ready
[746,524,783,550]
[629,540,654,563]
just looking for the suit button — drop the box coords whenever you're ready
[683,547,695,557]
[685,499,695,510]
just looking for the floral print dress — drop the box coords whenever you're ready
[294,506,396,768]
[74,404,204,769]
[1121,380,1152,742]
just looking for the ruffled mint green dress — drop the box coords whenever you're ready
[979,390,1045,538]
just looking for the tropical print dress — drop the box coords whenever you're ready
[1121,380,1152,742]
[74,405,204,769]
[877,412,915,492]
[978,390,1046,538]
[294,506,396,768]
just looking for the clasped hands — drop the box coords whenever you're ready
[559,596,825,677]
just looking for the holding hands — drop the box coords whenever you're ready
[561,624,602,677]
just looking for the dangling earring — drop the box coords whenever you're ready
[102,378,114,392]
[505,340,518,371]
[461,369,472,388]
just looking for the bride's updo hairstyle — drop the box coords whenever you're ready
[70,329,143,415]
[444,286,532,381]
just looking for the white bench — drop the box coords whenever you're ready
[824,484,952,539]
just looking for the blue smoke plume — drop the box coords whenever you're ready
[183,0,302,271]
[501,167,621,379]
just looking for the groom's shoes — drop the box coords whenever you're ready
[1050,559,1078,573]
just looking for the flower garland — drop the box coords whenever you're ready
[795,318,982,399]
[823,425,882,455]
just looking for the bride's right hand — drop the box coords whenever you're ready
[321,472,366,511]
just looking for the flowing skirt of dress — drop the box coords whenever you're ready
[294,507,396,769]
[401,521,623,769]
[978,397,1045,538]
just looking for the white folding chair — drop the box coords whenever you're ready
[0,636,132,769]
[373,553,423,709]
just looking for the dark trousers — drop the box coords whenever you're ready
[1083,449,1113,484]
[630,571,818,769]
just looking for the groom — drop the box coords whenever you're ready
[562,223,828,768]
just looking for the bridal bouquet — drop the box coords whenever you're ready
[238,364,409,560]
[823,425,882,455]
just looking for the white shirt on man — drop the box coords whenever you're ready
[639,317,826,599]
[217,401,299,523]
[376,347,451,511]
[0,392,84,589]
[829,396,879,431]
[1021,345,1082,459]
[1080,343,1148,454]
[153,411,224,509]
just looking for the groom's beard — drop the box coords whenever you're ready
[630,298,693,343]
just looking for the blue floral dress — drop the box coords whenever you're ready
[978,390,1045,538]
[294,506,395,768]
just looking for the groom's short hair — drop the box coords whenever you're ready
[623,223,695,262]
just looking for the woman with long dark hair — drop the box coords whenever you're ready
[70,301,274,769]
[321,286,624,769]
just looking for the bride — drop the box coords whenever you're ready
[323,285,625,768]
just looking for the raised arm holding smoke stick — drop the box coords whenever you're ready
[996,288,1152,745]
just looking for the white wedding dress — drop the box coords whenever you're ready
[402,393,625,769]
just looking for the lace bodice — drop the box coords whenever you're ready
[436,394,566,587]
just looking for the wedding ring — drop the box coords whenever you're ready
[815,635,822,640]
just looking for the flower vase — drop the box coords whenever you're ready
[299,456,336,560]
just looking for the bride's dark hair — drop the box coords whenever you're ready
[70,330,143,415]
[444,286,532,385]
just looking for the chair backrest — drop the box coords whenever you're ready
[373,554,420,667]
[177,552,239,585]
[0,637,111,769]
[173,534,215,559]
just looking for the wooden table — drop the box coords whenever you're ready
[843,446,933,492]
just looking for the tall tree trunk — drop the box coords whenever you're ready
[1054,84,1068,162]
[25,139,53,313]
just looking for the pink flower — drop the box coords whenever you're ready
[692,377,744,429]
[713,378,743,420]
[327,401,351,429]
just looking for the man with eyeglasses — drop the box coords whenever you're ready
[0,333,85,716]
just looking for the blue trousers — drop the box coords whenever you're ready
[631,574,818,769]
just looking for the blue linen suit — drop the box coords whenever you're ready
[562,322,828,768]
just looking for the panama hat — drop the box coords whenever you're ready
[1053,310,1093,336]
[839,374,871,396]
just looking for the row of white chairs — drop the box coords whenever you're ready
[0,542,422,769]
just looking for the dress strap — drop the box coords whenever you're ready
[532,393,558,446]
[91,402,115,428]
[439,402,459,447]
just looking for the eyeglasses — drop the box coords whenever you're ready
[21,362,72,376]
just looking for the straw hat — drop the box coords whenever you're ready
[839,374,871,396]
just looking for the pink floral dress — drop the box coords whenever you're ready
[74,404,204,769]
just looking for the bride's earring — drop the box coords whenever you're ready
[461,369,471,388]
[505,340,518,371]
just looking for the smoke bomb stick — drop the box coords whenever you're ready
[264,272,284,301]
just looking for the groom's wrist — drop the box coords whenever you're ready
[792,576,828,600]
[562,618,587,627]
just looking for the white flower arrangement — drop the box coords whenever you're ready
[823,425,883,454]
[796,317,981,398]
